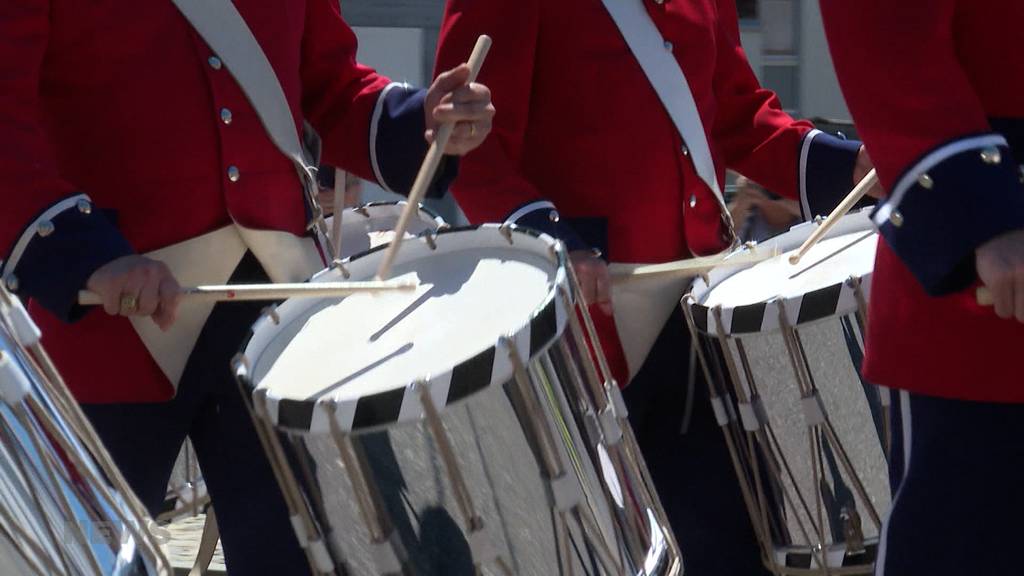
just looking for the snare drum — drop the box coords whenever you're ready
[0,289,170,576]
[326,201,447,260]
[234,224,681,575]
[683,210,889,575]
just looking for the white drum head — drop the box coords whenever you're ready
[690,209,877,334]
[239,225,571,434]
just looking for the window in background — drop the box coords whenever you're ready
[737,0,758,19]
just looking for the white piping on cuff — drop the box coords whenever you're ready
[505,200,557,223]
[1,194,91,277]
[798,129,822,220]
[369,82,408,194]
[874,134,1008,227]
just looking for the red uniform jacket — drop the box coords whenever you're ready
[820,0,1024,402]
[0,0,446,403]
[437,0,861,383]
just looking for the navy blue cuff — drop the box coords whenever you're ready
[2,196,134,322]
[506,202,592,254]
[800,131,870,219]
[873,138,1024,295]
[372,85,457,198]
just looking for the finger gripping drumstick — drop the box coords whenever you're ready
[375,35,493,281]
[789,169,878,266]
[976,286,994,307]
[77,280,417,306]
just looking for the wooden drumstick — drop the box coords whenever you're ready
[331,168,347,259]
[376,35,493,280]
[609,249,777,284]
[789,169,878,266]
[77,279,417,306]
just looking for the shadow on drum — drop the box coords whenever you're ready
[368,256,480,343]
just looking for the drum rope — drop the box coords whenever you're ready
[0,416,76,575]
[22,392,176,575]
[681,300,773,566]
[714,307,825,567]
[788,327,883,531]
[250,390,332,574]
[557,283,681,568]
[0,508,52,576]
[15,402,106,575]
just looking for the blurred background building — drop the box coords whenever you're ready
[339,0,857,226]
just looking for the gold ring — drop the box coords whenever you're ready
[120,294,138,315]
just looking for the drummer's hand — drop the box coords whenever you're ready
[571,250,613,316]
[854,146,885,199]
[975,229,1024,323]
[86,256,181,331]
[425,64,495,156]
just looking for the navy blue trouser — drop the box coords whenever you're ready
[83,253,308,575]
[880,390,1024,576]
[623,307,770,576]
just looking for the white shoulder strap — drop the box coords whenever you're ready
[171,0,334,257]
[599,0,730,218]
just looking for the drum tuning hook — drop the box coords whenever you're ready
[498,222,515,245]
[260,306,281,326]
[423,232,438,251]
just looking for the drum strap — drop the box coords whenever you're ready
[170,0,334,260]
[598,0,734,235]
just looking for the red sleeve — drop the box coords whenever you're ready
[299,0,391,184]
[819,0,989,189]
[0,0,78,251]
[435,0,545,223]
[709,0,813,200]
[820,0,1024,294]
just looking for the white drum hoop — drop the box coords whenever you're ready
[235,224,571,435]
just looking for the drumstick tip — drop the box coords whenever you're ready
[788,253,802,266]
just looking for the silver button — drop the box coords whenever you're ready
[664,40,674,52]
[4,273,18,293]
[36,220,55,237]
[980,147,1002,165]
[220,108,233,125]
[227,166,240,182]
[548,210,560,223]
[917,173,934,190]
[889,210,905,228]
[76,199,92,214]
[208,56,223,70]
[689,194,697,208]
[681,144,690,156]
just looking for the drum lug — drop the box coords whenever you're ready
[498,222,515,245]
[583,410,602,444]
[260,306,281,326]
[329,259,351,279]
[599,407,623,446]
[0,351,32,403]
[607,384,629,419]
